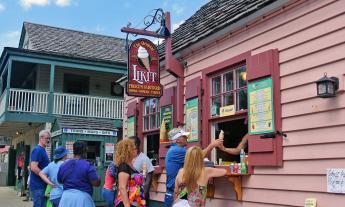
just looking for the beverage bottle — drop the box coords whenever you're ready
[241,161,247,174]
[240,148,245,163]
[142,162,147,178]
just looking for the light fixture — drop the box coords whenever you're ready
[316,73,339,98]
[240,71,247,81]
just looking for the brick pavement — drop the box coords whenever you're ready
[0,187,32,207]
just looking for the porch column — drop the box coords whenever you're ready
[4,58,12,113]
[48,64,55,115]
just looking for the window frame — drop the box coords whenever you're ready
[209,65,248,117]
[143,98,160,131]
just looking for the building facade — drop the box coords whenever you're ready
[124,0,345,206]
[0,22,126,202]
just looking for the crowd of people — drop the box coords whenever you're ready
[28,128,247,207]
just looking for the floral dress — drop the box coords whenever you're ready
[115,163,146,207]
[178,183,207,207]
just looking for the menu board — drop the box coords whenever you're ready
[127,116,135,137]
[185,98,199,142]
[248,77,275,134]
[160,105,173,134]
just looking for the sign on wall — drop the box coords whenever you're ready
[327,168,345,194]
[105,143,115,162]
[186,98,199,142]
[220,105,235,117]
[160,105,173,143]
[127,38,162,97]
[248,77,275,134]
[127,116,135,137]
[65,141,74,159]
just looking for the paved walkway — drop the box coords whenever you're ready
[0,187,32,207]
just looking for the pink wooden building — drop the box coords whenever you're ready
[123,0,345,206]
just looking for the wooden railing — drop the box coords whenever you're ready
[8,89,49,114]
[3,89,123,119]
[53,93,123,119]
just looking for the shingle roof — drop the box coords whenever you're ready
[55,116,118,131]
[23,22,128,64]
[160,0,277,54]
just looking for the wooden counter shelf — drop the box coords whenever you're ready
[213,165,250,201]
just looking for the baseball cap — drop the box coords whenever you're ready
[168,128,190,141]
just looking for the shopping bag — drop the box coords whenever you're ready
[173,199,191,207]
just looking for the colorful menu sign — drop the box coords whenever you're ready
[127,38,162,97]
[160,105,173,143]
[248,77,274,134]
[127,116,135,137]
[65,141,74,159]
[186,98,199,142]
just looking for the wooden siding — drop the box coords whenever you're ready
[128,0,345,206]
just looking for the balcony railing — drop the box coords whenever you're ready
[5,88,123,119]
[53,93,123,119]
[8,89,49,113]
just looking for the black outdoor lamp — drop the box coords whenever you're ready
[316,73,339,98]
[157,17,170,37]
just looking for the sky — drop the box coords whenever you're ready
[0,0,209,53]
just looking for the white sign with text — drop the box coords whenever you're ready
[327,168,345,194]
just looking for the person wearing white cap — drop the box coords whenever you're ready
[164,127,223,207]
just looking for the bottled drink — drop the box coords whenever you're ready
[240,148,245,163]
[241,161,247,174]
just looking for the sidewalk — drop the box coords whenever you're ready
[0,187,32,207]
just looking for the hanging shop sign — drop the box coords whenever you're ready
[160,105,173,143]
[220,105,235,117]
[127,116,135,137]
[186,98,199,142]
[62,128,117,136]
[248,77,275,134]
[105,143,115,162]
[127,38,162,97]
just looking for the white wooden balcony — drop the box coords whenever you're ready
[2,88,123,119]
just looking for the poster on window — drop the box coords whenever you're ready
[160,105,173,143]
[248,77,275,135]
[105,143,115,162]
[65,141,74,159]
[186,98,199,142]
[127,116,135,137]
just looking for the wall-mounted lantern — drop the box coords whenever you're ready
[316,73,339,98]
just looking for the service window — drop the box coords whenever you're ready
[210,65,247,116]
[214,118,248,164]
[143,98,160,131]
[145,134,160,166]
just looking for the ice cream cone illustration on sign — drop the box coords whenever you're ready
[160,118,168,142]
[137,46,151,71]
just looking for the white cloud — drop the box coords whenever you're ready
[20,0,50,9]
[0,30,21,54]
[19,0,74,9]
[95,25,105,33]
[0,3,5,12]
[172,20,184,32]
[152,38,165,46]
[55,0,70,7]
[172,3,185,15]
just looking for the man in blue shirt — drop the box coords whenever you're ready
[30,129,51,207]
[164,128,223,207]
